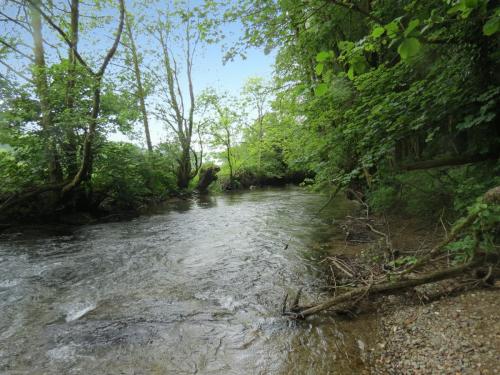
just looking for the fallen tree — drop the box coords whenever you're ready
[283,186,500,319]
[398,152,499,171]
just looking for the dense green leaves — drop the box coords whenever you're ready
[314,83,328,97]
[1,0,500,222]
[226,0,500,219]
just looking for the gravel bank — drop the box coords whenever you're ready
[372,288,500,374]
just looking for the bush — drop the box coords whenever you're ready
[92,142,177,208]
[367,185,399,212]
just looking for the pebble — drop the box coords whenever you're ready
[372,289,500,374]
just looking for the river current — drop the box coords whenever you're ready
[0,187,376,374]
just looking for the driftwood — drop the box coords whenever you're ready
[283,186,499,319]
[284,259,481,319]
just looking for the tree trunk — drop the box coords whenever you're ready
[63,85,101,194]
[399,152,499,171]
[176,146,192,189]
[196,166,220,192]
[125,13,152,152]
[226,128,234,186]
[63,0,80,178]
[30,0,63,184]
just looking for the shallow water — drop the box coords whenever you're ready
[0,187,377,374]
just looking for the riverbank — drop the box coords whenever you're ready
[322,213,500,374]
[373,288,500,374]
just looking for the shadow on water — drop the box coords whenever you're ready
[0,186,377,374]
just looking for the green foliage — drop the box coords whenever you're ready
[367,186,399,212]
[92,142,177,206]
[446,195,500,262]
[1,0,500,223]
[0,137,46,196]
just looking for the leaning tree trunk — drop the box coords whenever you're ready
[196,166,220,193]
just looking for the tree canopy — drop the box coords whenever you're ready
[0,0,499,221]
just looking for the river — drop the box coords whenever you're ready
[0,187,377,374]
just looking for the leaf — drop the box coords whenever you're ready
[447,3,465,15]
[338,41,354,51]
[351,55,368,74]
[316,51,330,62]
[371,26,385,38]
[465,0,479,8]
[315,63,324,76]
[483,17,500,36]
[385,21,399,38]
[347,66,355,80]
[314,83,329,97]
[404,19,420,37]
[397,38,421,60]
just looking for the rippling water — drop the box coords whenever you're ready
[0,187,376,374]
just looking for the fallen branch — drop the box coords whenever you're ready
[398,152,499,171]
[283,186,499,320]
[285,259,481,319]
[327,256,355,278]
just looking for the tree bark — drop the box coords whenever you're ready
[176,146,192,189]
[196,166,220,192]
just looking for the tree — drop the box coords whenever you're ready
[29,0,63,184]
[0,0,126,212]
[153,5,203,189]
[242,77,270,173]
[200,89,241,187]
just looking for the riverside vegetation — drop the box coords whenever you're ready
[1,0,499,219]
[0,0,499,364]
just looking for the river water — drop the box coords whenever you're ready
[0,187,377,374]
